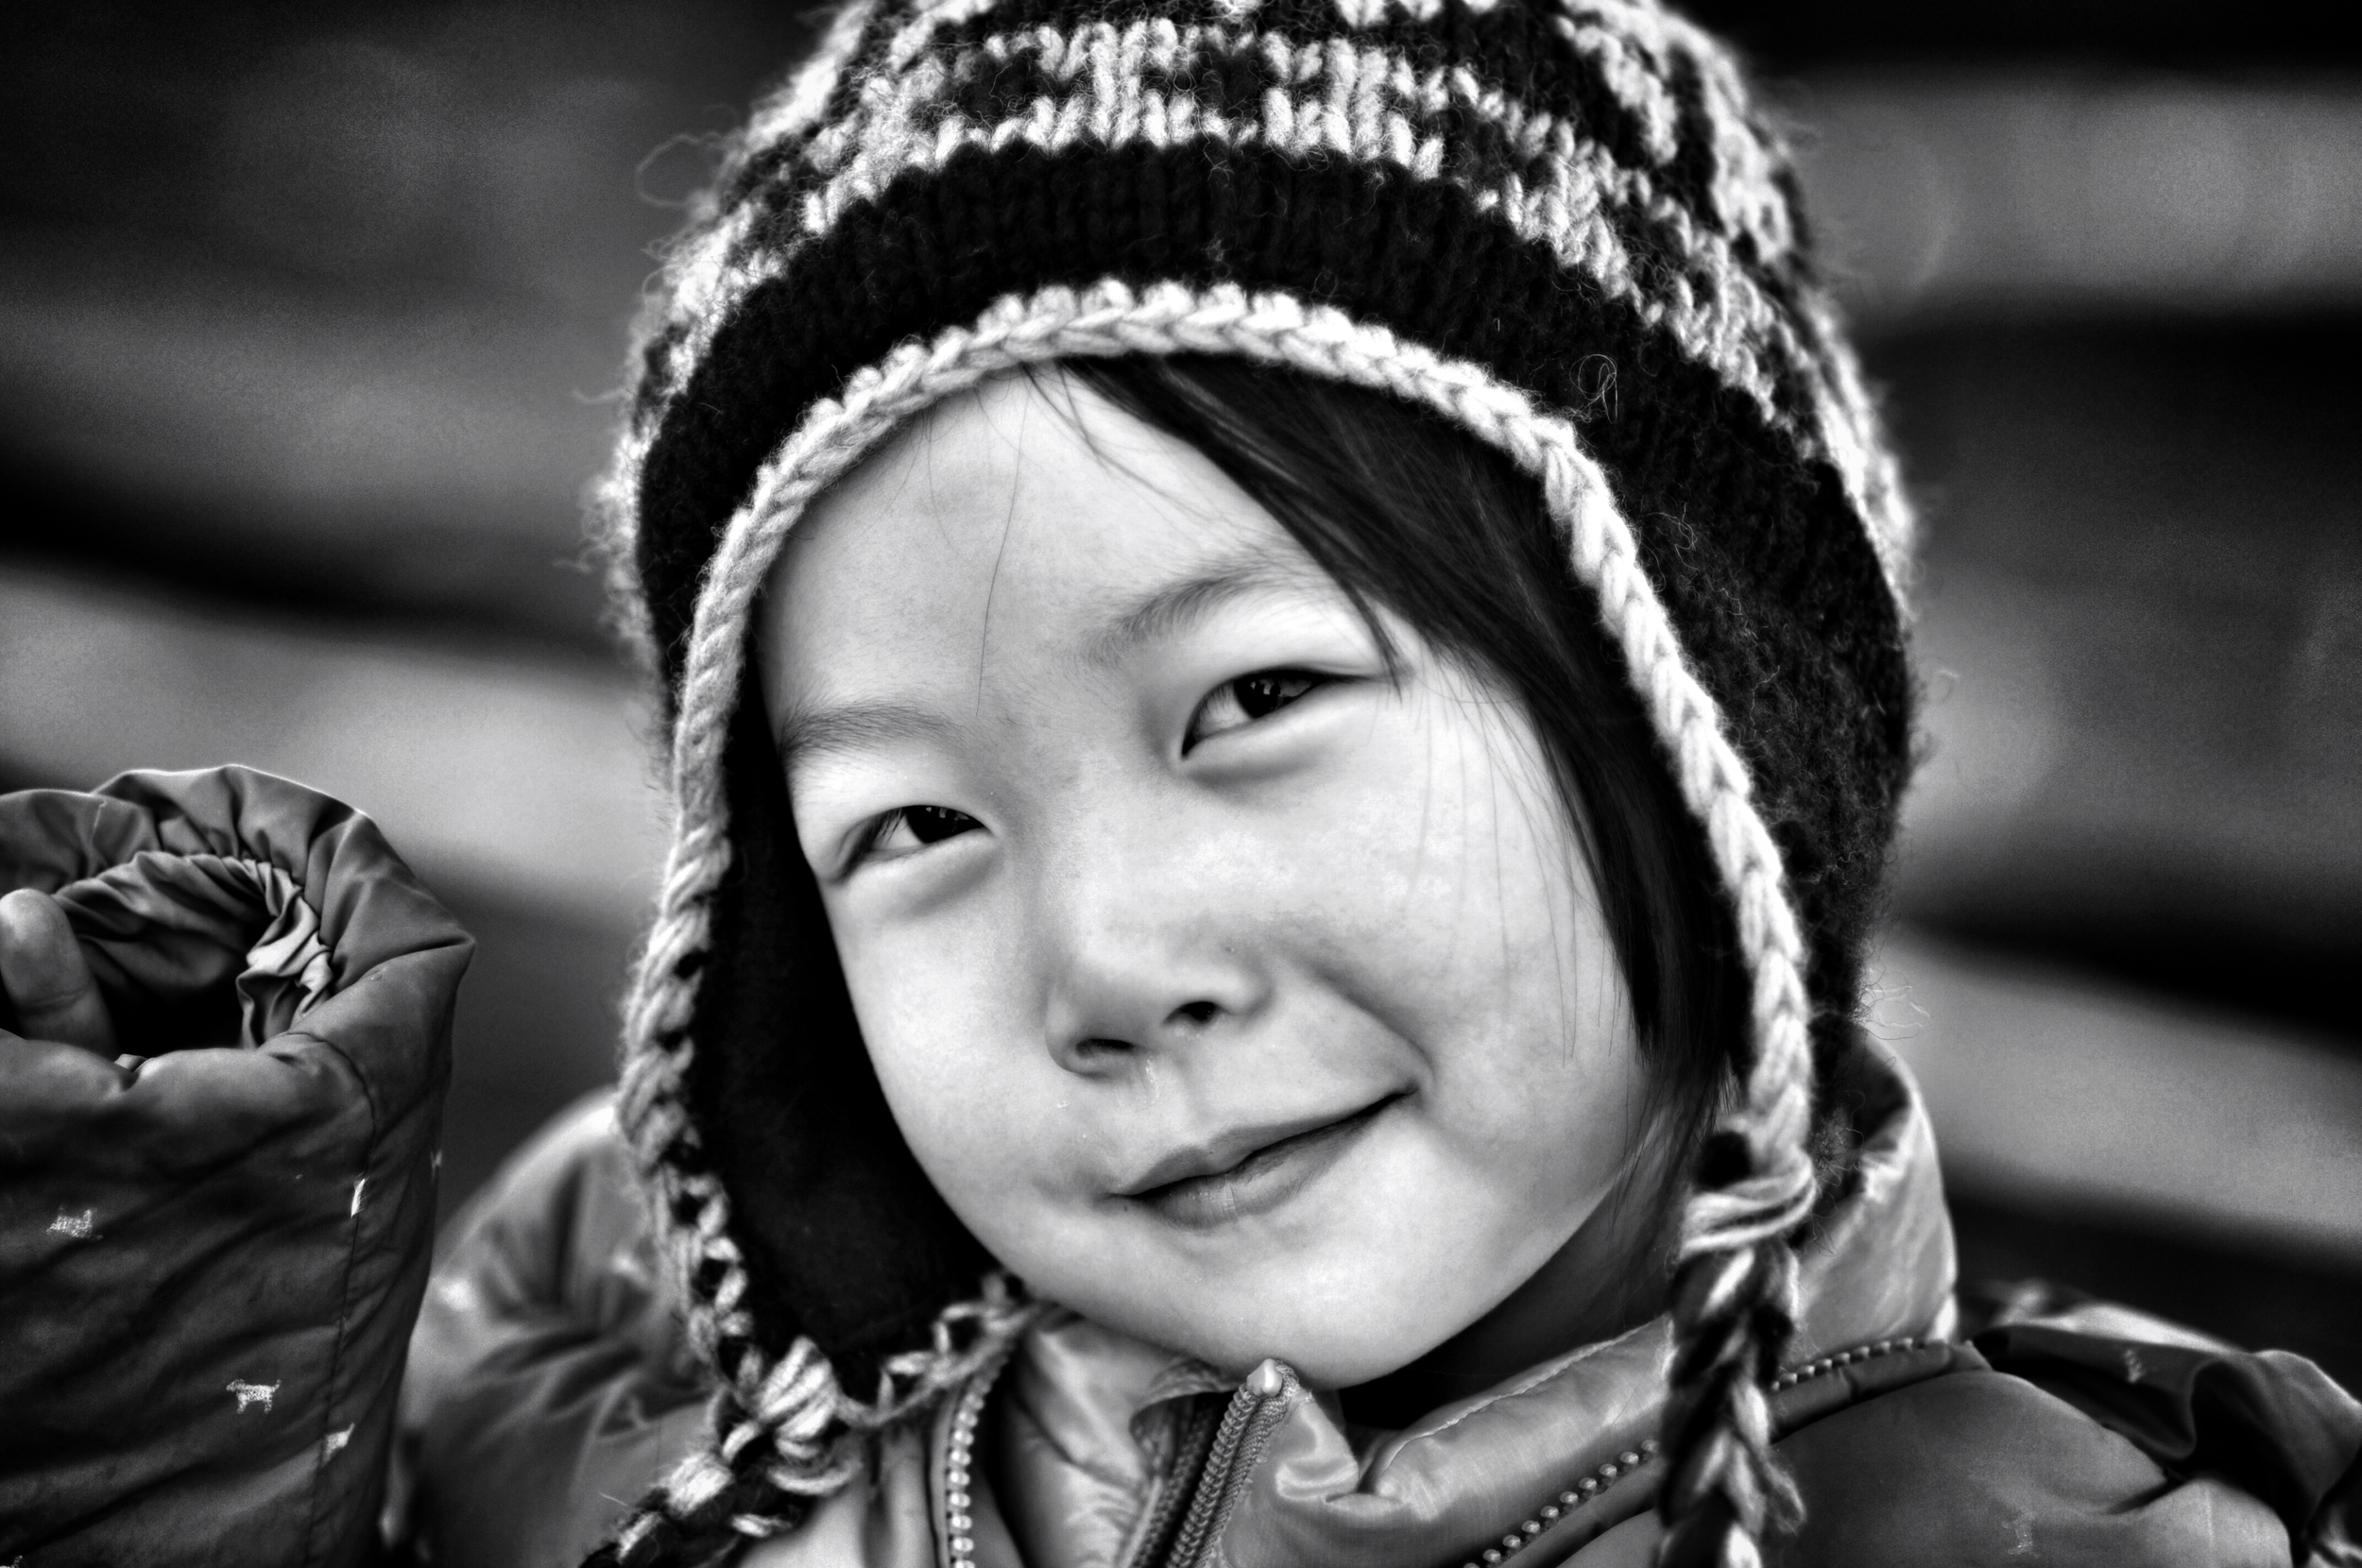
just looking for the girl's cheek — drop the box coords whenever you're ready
[1312,728,1571,1037]
[852,917,1070,1200]
[866,1020,1042,1224]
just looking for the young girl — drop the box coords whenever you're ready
[4,0,2357,1565]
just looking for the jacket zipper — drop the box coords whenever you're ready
[941,1355,1297,1568]
[1135,1360,1298,1568]
[942,1346,1013,1568]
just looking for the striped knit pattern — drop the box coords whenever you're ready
[591,3,1915,1564]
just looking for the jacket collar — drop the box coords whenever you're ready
[977,1044,1957,1568]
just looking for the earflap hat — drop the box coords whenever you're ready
[594,0,1916,1561]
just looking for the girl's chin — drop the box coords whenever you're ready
[1064,1264,1495,1390]
[1196,1326,1457,1391]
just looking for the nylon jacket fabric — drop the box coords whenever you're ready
[396,1094,710,1568]
[0,768,470,1568]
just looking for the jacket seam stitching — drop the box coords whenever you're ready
[1769,1335,1934,1393]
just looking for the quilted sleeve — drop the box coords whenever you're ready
[0,766,471,1568]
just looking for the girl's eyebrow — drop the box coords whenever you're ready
[774,699,948,774]
[1084,555,1309,666]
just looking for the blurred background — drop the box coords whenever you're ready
[3,2,2355,1380]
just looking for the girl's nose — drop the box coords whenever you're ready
[1034,845,1273,1076]
[1045,991,1245,1075]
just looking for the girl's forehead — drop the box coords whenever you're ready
[762,369,1326,679]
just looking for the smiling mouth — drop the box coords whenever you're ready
[1120,1097,1398,1230]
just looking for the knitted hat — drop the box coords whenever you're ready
[595,0,1914,1562]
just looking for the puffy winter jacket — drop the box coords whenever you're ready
[8,770,2361,1567]
[0,769,468,1567]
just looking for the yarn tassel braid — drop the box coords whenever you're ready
[1654,900,1820,1564]
[590,1278,1042,1567]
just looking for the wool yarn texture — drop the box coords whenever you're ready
[590,1,1917,1564]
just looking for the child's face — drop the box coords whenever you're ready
[758,369,1649,1388]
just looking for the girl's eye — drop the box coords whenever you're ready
[864,805,981,861]
[1187,670,1325,749]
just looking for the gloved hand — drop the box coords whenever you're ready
[0,767,470,1568]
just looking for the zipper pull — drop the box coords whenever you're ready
[1151,1359,1299,1568]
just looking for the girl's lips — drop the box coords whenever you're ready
[1121,1097,1396,1230]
